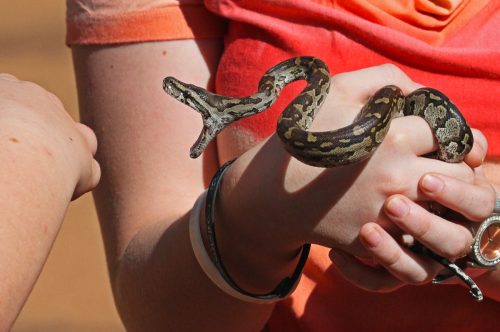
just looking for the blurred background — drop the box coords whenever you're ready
[0,2,124,331]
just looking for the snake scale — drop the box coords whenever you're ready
[163,56,481,300]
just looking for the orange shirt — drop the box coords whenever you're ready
[66,0,225,42]
[67,0,500,158]
[67,1,500,331]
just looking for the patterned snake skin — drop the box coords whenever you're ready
[163,56,482,300]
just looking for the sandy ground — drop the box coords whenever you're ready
[1,2,124,331]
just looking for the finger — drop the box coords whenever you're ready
[389,117,478,167]
[383,158,476,204]
[90,159,101,189]
[419,171,496,221]
[72,159,101,200]
[386,115,438,157]
[321,65,422,130]
[0,73,19,82]
[359,223,436,284]
[385,195,473,259]
[464,129,488,168]
[386,117,483,168]
[329,249,405,292]
[46,90,66,110]
[76,123,98,155]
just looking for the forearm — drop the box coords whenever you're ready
[112,208,275,331]
[89,145,277,331]
[0,120,76,329]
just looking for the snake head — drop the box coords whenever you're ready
[163,76,190,103]
[163,76,211,106]
[162,76,223,159]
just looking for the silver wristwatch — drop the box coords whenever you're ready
[468,197,500,269]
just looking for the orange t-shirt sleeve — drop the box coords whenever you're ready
[66,0,226,45]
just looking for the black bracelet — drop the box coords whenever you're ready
[205,159,310,300]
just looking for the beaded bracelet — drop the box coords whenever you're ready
[204,159,310,302]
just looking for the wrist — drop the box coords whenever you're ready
[0,119,81,199]
[214,219,304,294]
[210,164,306,295]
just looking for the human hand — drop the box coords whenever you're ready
[0,74,100,199]
[213,64,483,292]
[329,132,496,292]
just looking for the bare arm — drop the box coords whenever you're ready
[73,40,494,330]
[0,75,98,330]
[72,40,278,331]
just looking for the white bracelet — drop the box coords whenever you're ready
[189,191,282,304]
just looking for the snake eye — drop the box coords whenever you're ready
[163,77,180,97]
[163,77,174,90]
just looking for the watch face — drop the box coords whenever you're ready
[474,215,500,267]
[479,222,500,260]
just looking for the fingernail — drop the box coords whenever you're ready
[421,174,444,193]
[362,225,382,248]
[386,197,409,218]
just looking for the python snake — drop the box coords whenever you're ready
[163,56,481,300]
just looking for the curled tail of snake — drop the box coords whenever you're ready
[163,56,480,299]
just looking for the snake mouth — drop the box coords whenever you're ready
[163,77,183,99]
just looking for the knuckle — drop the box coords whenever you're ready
[457,166,476,184]
[384,250,403,268]
[383,129,410,153]
[0,73,19,81]
[20,79,40,89]
[20,80,46,95]
[468,208,489,222]
[378,63,405,82]
[330,72,351,92]
[439,232,472,260]
[466,185,496,221]
[378,168,407,193]
[412,218,432,239]
[19,80,64,107]
[472,129,488,153]
[463,171,475,184]
[486,186,497,214]
[47,91,65,108]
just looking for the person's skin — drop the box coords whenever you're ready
[345,164,500,301]
[0,74,100,330]
[72,39,496,331]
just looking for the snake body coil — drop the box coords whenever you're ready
[163,56,479,299]
[163,57,472,166]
